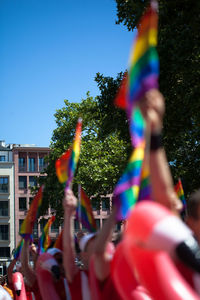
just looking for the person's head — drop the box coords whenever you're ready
[15,261,22,273]
[46,248,64,277]
[185,189,200,243]
[79,233,96,269]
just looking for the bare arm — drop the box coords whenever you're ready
[62,189,79,283]
[7,259,16,284]
[140,89,182,213]
[93,207,117,281]
[21,239,36,287]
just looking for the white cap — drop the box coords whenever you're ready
[16,261,22,271]
[79,233,96,252]
[46,248,62,256]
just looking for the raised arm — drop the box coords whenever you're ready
[7,258,16,285]
[62,189,79,283]
[92,207,117,281]
[140,89,182,213]
[21,238,36,287]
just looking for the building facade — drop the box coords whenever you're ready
[12,145,50,246]
[0,141,15,275]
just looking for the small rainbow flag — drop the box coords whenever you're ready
[53,229,63,251]
[55,118,82,189]
[19,186,43,239]
[55,148,72,184]
[175,178,186,208]
[13,239,24,260]
[76,186,96,232]
[38,216,55,254]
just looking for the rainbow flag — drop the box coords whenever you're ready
[175,178,186,208]
[13,239,24,260]
[76,186,96,232]
[19,185,43,239]
[55,118,82,189]
[113,2,159,220]
[114,146,145,221]
[55,148,72,184]
[128,0,159,109]
[114,108,146,220]
[53,229,63,251]
[115,1,159,147]
[138,162,152,201]
[38,216,55,254]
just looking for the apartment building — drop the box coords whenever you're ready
[0,141,15,275]
[0,139,120,273]
[13,145,50,246]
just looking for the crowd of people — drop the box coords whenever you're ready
[1,89,200,299]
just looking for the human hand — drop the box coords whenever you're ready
[63,189,77,214]
[139,89,165,133]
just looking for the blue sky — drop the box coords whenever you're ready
[0,0,133,147]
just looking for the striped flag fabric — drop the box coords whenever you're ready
[175,178,186,208]
[55,118,82,189]
[13,239,24,260]
[113,1,159,220]
[76,186,96,232]
[38,216,55,254]
[19,185,43,239]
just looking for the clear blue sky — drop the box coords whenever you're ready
[0,0,134,147]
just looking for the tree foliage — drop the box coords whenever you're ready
[115,0,200,196]
[38,83,131,219]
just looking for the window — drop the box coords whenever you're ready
[0,156,6,162]
[95,219,100,229]
[19,219,24,231]
[91,199,97,211]
[0,225,9,240]
[29,176,37,187]
[51,222,59,234]
[19,176,27,189]
[101,198,110,211]
[0,177,8,193]
[18,157,26,171]
[29,158,36,172]
[39,157,45,172]
[19,198,27,211]
[0,247,10,258]
[0,201,8,216]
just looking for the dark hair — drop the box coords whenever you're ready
[186,189,200,220]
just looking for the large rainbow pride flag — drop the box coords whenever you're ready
[114,1,158,220]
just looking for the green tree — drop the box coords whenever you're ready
[115,0,200,196]
[38,85,131,220]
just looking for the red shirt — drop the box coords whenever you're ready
[89,256,121,300]
[68,270,89,300]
